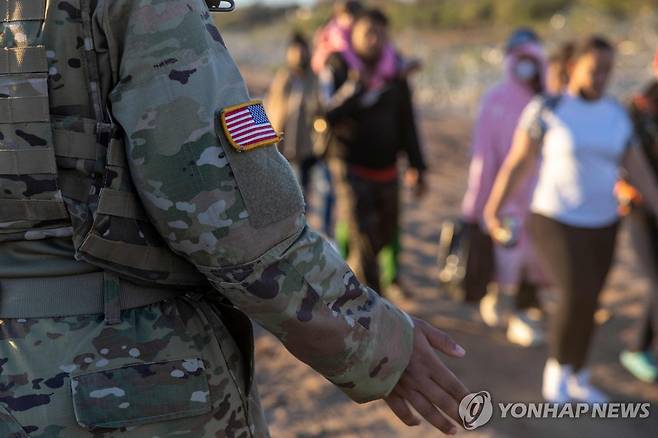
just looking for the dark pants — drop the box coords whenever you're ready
[627,208,658,357]
[317,162,336,238]
[528,214,619,371]
[294,156,318,198]
[516,274,542,310]
[331,161,399,292]
[292,157,335,237]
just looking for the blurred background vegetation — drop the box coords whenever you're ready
[221,0,658,31]
[217,0,658,115]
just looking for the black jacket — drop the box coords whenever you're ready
[322,52,426,171]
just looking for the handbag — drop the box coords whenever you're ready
[437,218,494,303]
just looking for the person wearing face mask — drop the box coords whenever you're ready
[484,36,658,403]
[461,28,548,347]
[321,9,427,293]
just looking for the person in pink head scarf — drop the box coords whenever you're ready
[312,0,422,79]
[311,1,364,74]
[462,28,547,347]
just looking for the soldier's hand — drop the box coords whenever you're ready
[384,318,468,435]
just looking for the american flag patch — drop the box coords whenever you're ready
[220,100,281,152]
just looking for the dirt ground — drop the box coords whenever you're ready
[250,110,658,438]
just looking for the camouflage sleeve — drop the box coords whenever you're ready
[97,0,413,403]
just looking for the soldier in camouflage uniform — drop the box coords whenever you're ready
[0,1,468,436]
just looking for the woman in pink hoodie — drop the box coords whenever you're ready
[462,29,547,346]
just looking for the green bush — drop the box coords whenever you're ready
[580,0,657,18]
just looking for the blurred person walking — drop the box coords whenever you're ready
[321,9,427,293]
[618,48,658,383]
[310,2,368,239]
[266,33,322,200]
[461,28,547,347]
[485,36,658,403]
[546,42,575,95]
[315,2,420,288]
[267,32,335,237]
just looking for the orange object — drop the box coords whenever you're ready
[615,180,643,216]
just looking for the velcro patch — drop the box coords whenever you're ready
[220,100,282,152]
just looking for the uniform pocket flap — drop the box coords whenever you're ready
[71,358,211,430]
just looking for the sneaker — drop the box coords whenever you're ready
[479,291,513,328]
[506,309,544,347]
[567,369,608,403]
[542,358,571,403]
[620,350,658,383]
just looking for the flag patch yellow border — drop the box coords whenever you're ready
[220,100,282,152]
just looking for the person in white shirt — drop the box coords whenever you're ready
[484,35,658,403]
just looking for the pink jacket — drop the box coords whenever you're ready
[462,42,546,224]
[312,19,351,74]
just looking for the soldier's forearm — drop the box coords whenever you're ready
[196,226,415,403]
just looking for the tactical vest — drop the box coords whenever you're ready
[0,0,207,287]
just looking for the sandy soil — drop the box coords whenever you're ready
[250,110,658,438]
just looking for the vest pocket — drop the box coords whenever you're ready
[75,134,207,287]
[0,5,71,240]
[71,358,211,430]
[0,68,69,236]
[0,0,70,238]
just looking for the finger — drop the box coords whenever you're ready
[417,378,462,425]
[427,356,470,403]
[423,324,466,358]
[405,389,458,435]
[384,395,421,427]
[484,216,501,235]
